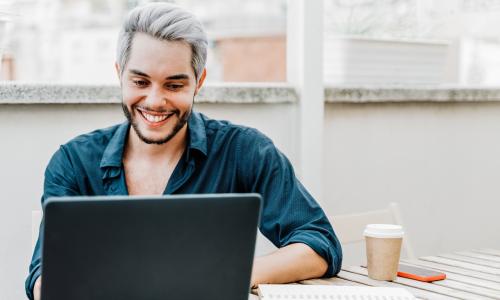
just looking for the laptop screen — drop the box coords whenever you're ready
[41,194,261,300]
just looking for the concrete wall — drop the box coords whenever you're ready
[1,99,500,299]
[323,102,500,264]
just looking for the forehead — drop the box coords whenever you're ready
[127,33,194,78]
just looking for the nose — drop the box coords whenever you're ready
[143,85,166,109]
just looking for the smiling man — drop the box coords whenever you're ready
[26,3,342,300]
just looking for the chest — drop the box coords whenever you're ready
[124,159,176,195]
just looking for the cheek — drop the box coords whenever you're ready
[121,86,140,107]
[172,90,195,108]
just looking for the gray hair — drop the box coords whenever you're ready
[117,2,208,81]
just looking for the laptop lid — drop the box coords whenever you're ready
[41,193,262,300]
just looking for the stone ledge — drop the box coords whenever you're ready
[3,82,500,104]
[325,86,500,103]
[0,82,297,104]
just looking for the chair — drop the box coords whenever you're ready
[32,210,43,249]
[255,231,278,257]
[329,203,415,266]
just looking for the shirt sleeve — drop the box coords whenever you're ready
[238,129,343,277]
[25,146,80,300]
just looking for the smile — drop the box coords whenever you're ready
[136,108,175,126]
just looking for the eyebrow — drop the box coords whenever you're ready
[129,69,150,78]
[165,74,190,80]
[128,69,190,80]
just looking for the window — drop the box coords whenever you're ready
[0,0,287,83]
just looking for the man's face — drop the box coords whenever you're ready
[119,33,203,145]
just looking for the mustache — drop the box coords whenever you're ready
[134,105,180,116]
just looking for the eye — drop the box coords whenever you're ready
[133,79,149,87]
[166,83,184,90]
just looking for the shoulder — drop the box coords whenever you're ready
[64,123,124,151]
[47,123,125,171]
[198,112,273,147]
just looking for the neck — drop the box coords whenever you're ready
[126,125,188,160]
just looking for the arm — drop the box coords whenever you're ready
[238,129,343,285]
[33,277,42,300]
[26,146,80,300]
[251,243,328,288]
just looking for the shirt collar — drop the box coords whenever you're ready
[186,111,208,159]
[100,121,129,169]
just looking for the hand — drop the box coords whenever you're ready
[34,276,42,300]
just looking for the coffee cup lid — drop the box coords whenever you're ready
[363,224,404,238]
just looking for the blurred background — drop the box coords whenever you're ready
[0,0,287,83]
[2,1,500,299]
[2,0,500,85]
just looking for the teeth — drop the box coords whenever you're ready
[142,111,169,123]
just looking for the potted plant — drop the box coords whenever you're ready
[324,35,450,85]
[323,1,451,85]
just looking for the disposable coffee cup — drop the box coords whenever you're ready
[364,224,404,281]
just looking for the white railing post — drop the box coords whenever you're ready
[287,0,325,203]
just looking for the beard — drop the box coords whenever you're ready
[121,101,192,145]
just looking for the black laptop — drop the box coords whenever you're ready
[41,194,262,300]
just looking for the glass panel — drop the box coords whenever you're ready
[323,0,500,86]
[0,0,286,83]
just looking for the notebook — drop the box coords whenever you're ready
[258,284,416,300]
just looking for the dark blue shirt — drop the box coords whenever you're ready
[26,111,342,299]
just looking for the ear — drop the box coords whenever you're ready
[115,62,121,82]
[194,68,207,96]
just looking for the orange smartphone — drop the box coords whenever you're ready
[397,264,446,282]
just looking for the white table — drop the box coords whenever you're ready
[250,248,500,299]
